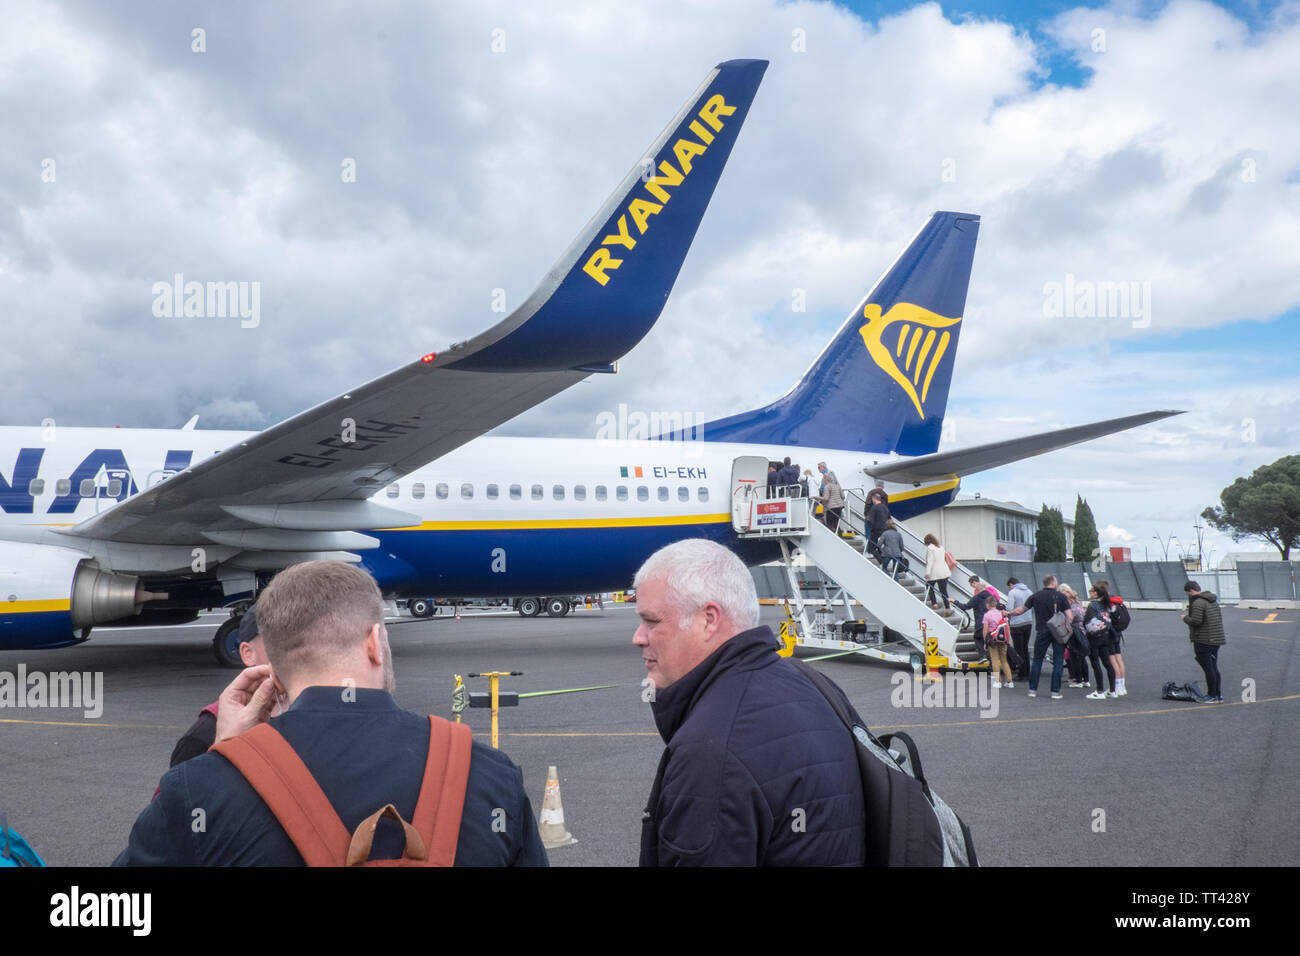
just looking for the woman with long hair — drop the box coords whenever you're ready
[1094,580,1127,695]
[923,533,951,610]
[1083,584,1118,699]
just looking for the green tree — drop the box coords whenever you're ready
[1202,455,1300,559]
[1073,495,1100,566]
[1035,505,1067,561]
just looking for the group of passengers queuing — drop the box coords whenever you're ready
[767,458,807,497]
[765,459,855,538]
[998,575,1130,698]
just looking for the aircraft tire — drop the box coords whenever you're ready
[409,598,433,618]
[546,597,568,617]
[213,617,243,668]
[517,597,541,618]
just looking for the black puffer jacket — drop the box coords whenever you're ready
[1186,591,1226,646]
[640,626,865,866]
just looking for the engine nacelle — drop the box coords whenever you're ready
[0,542,161,650]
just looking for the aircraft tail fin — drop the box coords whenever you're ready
[445,59,768,372]
[696,211,979,455]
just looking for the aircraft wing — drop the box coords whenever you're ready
[66,59,768,547]
[863,409,1184,484]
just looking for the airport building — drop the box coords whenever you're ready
[901,494,1075,563]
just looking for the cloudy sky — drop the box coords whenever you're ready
[3,0,1297,568]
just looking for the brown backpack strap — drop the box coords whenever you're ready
[410,716,473,866]
[212,724,350,867]
[346,804,427,866]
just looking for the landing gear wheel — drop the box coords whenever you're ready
[409,598,433,618]
[213,617,243,668]
[517,597,541,618]
[546,597,568,617]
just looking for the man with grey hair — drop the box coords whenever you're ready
[115,561,547,866]
[634,539,865,865]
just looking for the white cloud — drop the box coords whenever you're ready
[2,0,1297,561]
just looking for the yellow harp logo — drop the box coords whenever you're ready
[858,302,961,419]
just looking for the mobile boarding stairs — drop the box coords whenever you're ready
[731,456,988,671]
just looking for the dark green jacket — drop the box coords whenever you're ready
[1186,592,1226,646]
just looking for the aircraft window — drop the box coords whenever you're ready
[509,484,522,500]
[637,486,649,502]
[412,482,426,500]
[56,479,70,496]
[27,479,44,496]
[79,478,96,497]
[486,484,499,500]
[461,483,474,499]
[387,484,400,498]
[698,487,709,502]
[677,486,689,502]
[616,485,628,501]
[107,479,123,497]
[553,485,565,500]
[573,485,586,501]
[436,483,449,499]
[531,484,543,500]
[657,486,668,502]
[595,485,607,501]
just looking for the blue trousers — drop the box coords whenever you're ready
[1029,628,1065,693]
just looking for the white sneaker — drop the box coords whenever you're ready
[1116,687,1128,696]
[1106,690,1118,698]
[993,681,1003,689]
[1027,690,1037,698]
[1005,682,1015,689]
[1051,692,1063,699]
[1086,691,1107,700]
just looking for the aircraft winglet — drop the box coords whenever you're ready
[442,58,768,372]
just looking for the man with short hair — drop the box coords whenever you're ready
[634,539,864,866]
[776,456,799,494]
[1005,577,1034,681]
[116,561,547,866]
[1008,575,1071,699]
[1182,581,1226,703]
[168,607,272,768]
[865,490,891,559]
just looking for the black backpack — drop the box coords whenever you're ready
[793,660,977,866]
[1110,602,1131,632]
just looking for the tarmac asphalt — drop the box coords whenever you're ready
[1,601,1295,867]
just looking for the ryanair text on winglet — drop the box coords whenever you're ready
[582,94,736,286]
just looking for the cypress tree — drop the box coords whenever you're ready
[1074,495,1100,565]
[1035,505,1067,562]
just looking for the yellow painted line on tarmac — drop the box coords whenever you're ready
[9,694,1297,737]
[872,692,1300,731]
[496,731,660,738]
[0,717,184,729]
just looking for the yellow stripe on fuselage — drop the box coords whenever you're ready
[381,513,734,532]
[884,478,959,502]
[377,480,958,533]
[1,599,71,614]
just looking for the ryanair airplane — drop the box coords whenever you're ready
[0,58,1177,664]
